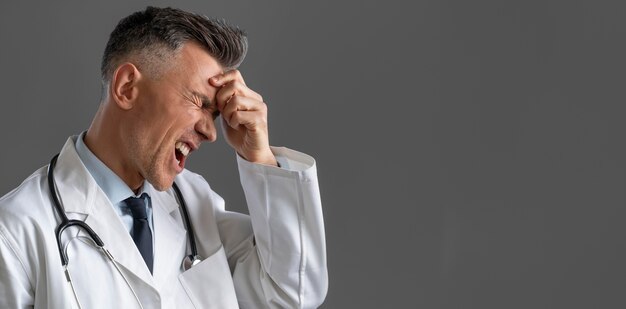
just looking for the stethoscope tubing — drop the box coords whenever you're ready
[47,153,199,268]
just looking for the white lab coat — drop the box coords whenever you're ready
[0,136,327,308]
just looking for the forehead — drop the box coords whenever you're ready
[167,42,224,89]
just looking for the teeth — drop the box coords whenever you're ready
[175,142,190,157]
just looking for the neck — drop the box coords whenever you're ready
[84,102,144,192]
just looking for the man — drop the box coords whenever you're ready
[0,6,327,308]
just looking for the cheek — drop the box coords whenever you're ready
[173,107,204,127]
[138,95,199,141]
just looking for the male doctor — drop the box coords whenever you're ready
[0,6,327,309]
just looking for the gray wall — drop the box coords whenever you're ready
[1,1,625,308]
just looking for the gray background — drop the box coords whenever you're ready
[1,1,625,308]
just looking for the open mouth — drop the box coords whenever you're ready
[175,141,191,169]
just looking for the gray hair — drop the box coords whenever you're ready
[101,6,248,83]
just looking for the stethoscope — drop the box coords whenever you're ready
[48,153,202,308]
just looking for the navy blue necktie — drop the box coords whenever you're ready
[124,193,153,273]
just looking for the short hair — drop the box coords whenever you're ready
[101,6,248,83]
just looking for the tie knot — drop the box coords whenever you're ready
[125,193,149,220]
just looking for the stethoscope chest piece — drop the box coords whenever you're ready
[182,255,202,271]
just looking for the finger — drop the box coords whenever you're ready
[215,80,263,110]
[220,96,267,128]
[222,94,261,114]
[224,110,268,131]
[210,69,245,87]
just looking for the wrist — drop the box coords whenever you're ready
[238,149,277,166]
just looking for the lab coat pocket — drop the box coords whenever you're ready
[178,246,240,309]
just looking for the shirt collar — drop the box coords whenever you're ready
[74,131,147,204]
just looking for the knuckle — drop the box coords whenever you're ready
[227,69,242,80]
[233,80,245,91]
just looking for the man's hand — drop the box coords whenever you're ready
[210,70,277,166]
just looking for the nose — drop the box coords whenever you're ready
[195,111,217,142]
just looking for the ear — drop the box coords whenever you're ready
[110,63,142,110]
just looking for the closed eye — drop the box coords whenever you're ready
[190,91,219,119]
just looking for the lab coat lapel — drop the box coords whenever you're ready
[147,184,187,289]
[82,196,157,288]
[54,137,157,290]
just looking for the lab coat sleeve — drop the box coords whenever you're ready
[229,146,328,309]
[0,221,34,308]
